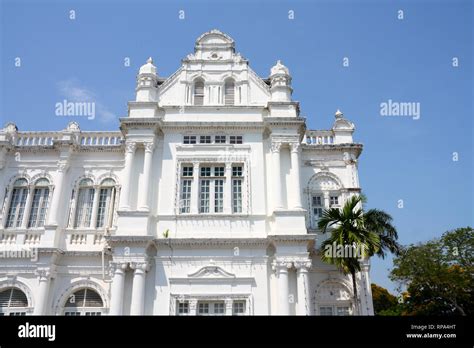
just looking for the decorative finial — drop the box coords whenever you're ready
[146,57,153,64]
[335,109,344,119]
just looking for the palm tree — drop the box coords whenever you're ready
[318,195,400,314]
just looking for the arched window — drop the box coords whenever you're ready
[0,288,29,316]
[28,178,50,228]
[224,79,235,105]
[96,178,116,228]
[194,79,204,106]
[5,179,29,228]
[63,288,105,316]
[74,179,95,228]
[313,282,353,316]
[307,174,342,229]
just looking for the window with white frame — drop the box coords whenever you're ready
[197,301,225,316]
[199,165,225,213]
[176,301,189,315]
[232,165,243,213]
[63,288,105,316]
[27,178,50,228]
[5,178,29,228]
[193,79,204,106]
[232,301,246,315]
[0,288,29,316]
[179,165,193,214]
[224,79,235,105]
[311,195,324,226]
[74,179,95,228]
[199,135,211,144]
[215,135,226,144]
[183,135,197,144]
[229,135,243,144]
[329,195,339,207]
[96,179,116,228]
[319,305,351,316]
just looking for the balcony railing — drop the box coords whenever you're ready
[304,131,335,145]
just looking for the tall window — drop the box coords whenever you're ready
[199,166,225,214]
[199,179,210,213]
[5,179,29,228]
[28,179,50,228]
[193,79,204,106]
[311,195,323,226]
[224,79,235,105]
[74,179,95,228]
[96,179,116,228]
[0,288,29,316]
[180,166,193,213]
[64,288,104,316]
[232,166,243,213]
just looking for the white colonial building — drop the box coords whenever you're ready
[0,30,373,316]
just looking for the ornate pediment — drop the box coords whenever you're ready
[188,266,235,278]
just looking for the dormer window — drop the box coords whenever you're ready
[194,79,204,106]
[224,79,235,106]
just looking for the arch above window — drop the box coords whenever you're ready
[0,288,29,315]
[13,178,28,187]
[79,178,94,187]
[63,288,105,316]
[34,178,50,186]
[100,178,116,186]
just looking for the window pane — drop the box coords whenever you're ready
[200,180,210,213]
[182,166,193,177]
[214,179,224,213]
[194,81,204,106]
[199,136,211,144]
[215,135,226,144]
[6,187,29,228]
[96,187,114,228]
[320,306,333,315]
[74,188,94,228]
[233,301,245,315]
[232,179,242,213]
[28,187,50,228]
[180,180,192,213]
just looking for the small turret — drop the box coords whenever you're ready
[269,60,292,102]
[136,57,158,102]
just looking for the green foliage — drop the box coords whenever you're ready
[371,283,398,315]
[390,227,473,316]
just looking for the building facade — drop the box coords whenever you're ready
[0,30,374,316]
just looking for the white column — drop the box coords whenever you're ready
[323,192,330,209]
[296,261,312,315]
[189,299,198,315]
[274,260,290,315]
[47,161,68,225]
[271,142,283,210]
[190,162,200,214]
[109,262,127,315]
[359,259,374,315]
[130,261,149,315]
[21,186,35,229]
[290,143,303,209]
[90,186,100,228]
[224,163,232,214]
[33,268,52,315]
[119,142,136,210]
[225,298,233,316]
[138,142,155,211]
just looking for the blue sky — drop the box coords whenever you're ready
[1,0,472,294]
